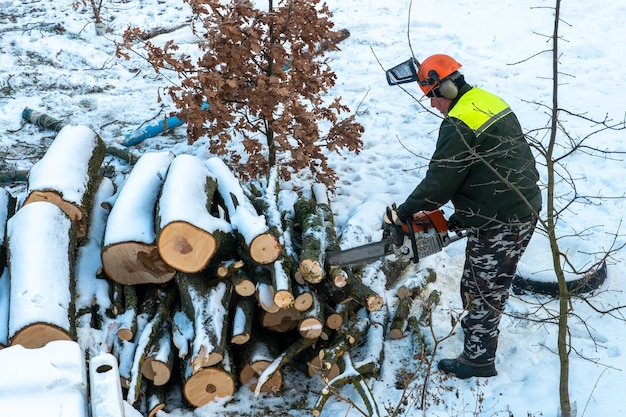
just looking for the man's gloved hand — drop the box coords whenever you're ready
[447,213,464,233]
[383,206,402,225]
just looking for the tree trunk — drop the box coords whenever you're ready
[23,125,105,238]
[7,202,76,348]
[205,157,281,265]
[101,151,176,285]
[156,154,234,273]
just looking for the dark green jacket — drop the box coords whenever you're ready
[397,85,542,228]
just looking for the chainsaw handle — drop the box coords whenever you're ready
[404,218,420,264]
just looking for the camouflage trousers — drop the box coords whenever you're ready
[460,217,537,363]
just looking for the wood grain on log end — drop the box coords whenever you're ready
[240,360,283,394]
[23,190,86,237]
[249,233,282,265]
[101,242,176,285]
[10,323,73,349]
[183,367,236,407]
[141,357,173,386]
[299,317,323,339]
[307,355,341,380]
[273,289,294,309]
[157,221,217,273]
[299,259,324,284]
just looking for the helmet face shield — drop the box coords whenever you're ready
[385,58,419,85]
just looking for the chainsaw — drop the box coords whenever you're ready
[326,208,466,267]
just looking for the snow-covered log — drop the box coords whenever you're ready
[157,154,234,273]
[7,201,76,348]
[75,177,117,355]
[89,352,125,417]
[294,196,327,284]
[23,125,105,238]
[141,319,176,387]
[231,295,255,345]
[101,151,176,285]
[176,273,233,370]
[127,286,178,406]
[204,157,281,265]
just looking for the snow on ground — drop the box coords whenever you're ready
[1,0,626,416]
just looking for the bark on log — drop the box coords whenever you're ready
[231,295,255,345]
[141,318,176,386]
[319,309,370,374]
[299,289,324,339]
[342,274,384,312]
[254,267,279,313]
[293,197,327,284]
[116,285,138,342]
[23,125,105,238]
[7,202,76,348]
[205,157,281,265]
[418,289,441,326]
[269,258,294,308]
[181,345,237,407]
[176,273,233,370]
[101,151,176,285]
[157,154,234,273]
[389,296,413,340]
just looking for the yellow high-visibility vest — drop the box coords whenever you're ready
[447,88,512,137]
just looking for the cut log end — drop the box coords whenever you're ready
[234,280,256,297]
[240,361,283,394]
[273,290,294,309]
[101,242,176,285]
[231,334,251,345]
[141,358,173,386]
[249,233,282,265]
[23,190,86,237]
[299,317,323,339]
[10,323,73,349]
[299,259,324,284]
[367,294,384,312]
[307,355,341,380]
[157,221,217,273]
[389,328,406,340]
[116,328,134,342]
[183,367,236,407]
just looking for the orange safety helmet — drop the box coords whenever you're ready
[416,54,462,97]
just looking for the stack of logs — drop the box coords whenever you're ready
[2,125,394,417]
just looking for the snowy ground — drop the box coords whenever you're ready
[1,0,626,416]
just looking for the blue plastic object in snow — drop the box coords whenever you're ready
[122,102,210,147]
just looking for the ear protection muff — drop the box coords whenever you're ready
[438,78,459,99]
[427,69,459,99]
